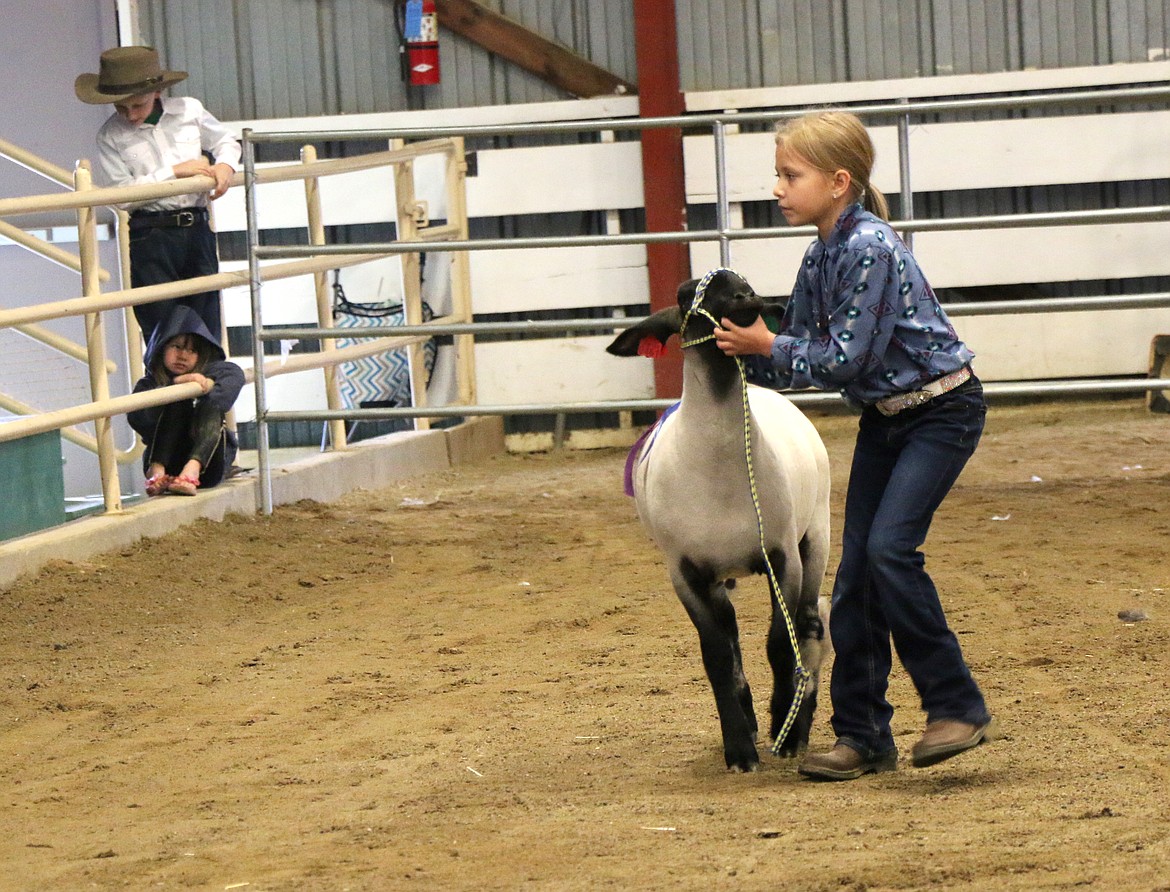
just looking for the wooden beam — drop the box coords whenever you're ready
[434,0,636,98]
[634,0,688,401]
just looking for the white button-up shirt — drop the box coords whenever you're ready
[96,96,241,212]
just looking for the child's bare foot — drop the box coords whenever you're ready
[145,473,172,496]
[167,475,200,496]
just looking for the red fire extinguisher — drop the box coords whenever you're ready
[401,0,440,86]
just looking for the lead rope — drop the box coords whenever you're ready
[680,269,810,756]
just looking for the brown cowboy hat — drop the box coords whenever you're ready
[75,46,188,104]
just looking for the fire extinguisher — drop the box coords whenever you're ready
[398,0,440,86]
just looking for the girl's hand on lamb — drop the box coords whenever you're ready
[715,316,775,357]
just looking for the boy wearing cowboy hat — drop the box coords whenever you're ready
[77,45,240,345]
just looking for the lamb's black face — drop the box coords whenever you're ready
[677,270,763,331]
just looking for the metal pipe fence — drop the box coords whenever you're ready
[242,79,1170,469]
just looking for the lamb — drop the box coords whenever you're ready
[606,269,832,772]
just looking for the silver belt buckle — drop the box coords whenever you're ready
[176,210,196,227]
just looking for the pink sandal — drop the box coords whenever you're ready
[167,475,200,496]
[145,473,172,496]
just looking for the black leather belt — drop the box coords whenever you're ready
[129,208,208,229]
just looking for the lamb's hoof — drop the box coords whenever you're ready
[724,744,760,773]
[727,759,759,774]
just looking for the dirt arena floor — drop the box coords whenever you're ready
[1,398,1168,891]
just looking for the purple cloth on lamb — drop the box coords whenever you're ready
[624,402,679,497]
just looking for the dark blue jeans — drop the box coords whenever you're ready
[829,377,990,756]
[129,218,223,344]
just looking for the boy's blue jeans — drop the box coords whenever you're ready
[828,377,990,757]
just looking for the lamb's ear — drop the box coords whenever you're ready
[606,307,683,357]
[760,299,788,319]
[759,299,787,332]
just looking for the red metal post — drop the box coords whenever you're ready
[633,0,689,399]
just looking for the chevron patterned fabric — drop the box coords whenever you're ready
[334,302,436,409]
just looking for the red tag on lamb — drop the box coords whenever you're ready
[637,337,667,358]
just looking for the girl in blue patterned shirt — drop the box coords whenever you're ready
[715,111,996,780]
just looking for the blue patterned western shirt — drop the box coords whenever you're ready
[746,203,974,407]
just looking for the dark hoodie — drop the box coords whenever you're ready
[128,305,245,485]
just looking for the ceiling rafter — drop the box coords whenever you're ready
[434,0,637,98]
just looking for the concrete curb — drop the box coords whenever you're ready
[0,417,504,591]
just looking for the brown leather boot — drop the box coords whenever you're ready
[798,743,898,781]
[911,717,998,768]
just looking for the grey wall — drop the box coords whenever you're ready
[678,0,1170,89]
[0,1,135,498]
[137,0,638,119]
[0,0,120,227]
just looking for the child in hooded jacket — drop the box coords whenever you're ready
[128,305,245,496]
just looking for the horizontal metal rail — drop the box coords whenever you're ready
[243,78,1170,475]
[241,84,1170,144]
[263,376,1170,425]
[252,205,1170,260]
[257,290,1170,343]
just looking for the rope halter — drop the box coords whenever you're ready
[678,267,811,757]
[678,266,731,350]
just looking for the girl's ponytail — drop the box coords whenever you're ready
[864,182,890,221]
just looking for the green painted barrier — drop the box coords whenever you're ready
[0,423,66,540]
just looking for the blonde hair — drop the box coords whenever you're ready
[775,111,890,221]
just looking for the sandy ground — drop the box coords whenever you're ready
[1,398,1169,891]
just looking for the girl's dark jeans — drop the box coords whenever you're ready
[828,376,990,757]
[143,398,228,487]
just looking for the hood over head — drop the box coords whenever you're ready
[144,305,226,370]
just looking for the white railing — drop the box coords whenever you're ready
[0,139,475,518]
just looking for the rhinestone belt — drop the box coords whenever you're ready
[874,366,972,416]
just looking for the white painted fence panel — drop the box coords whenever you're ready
[474,335,654,405]
[691,220,1170,296]
[469,244,648,315]
[213,156,449,233]
[960,307,1170,380]
[465,141,645,217]
[684,111,1170,204]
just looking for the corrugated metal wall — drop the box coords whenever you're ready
[679,0,1169,88]
[137,0,1170,119]
[137,0,639,120]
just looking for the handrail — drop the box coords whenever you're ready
[248,205,1170,260]
[0,392,107,454]
[0,136,73,187]
[0,174,219,217]
[0,142,456,217]
[262,376,1170,423]
[13,322,118,372]
[239,83,1170,144]
[0,219,111,282]
[0,330,433,444]
[0,251,391,328]
[254,289,1170,341]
